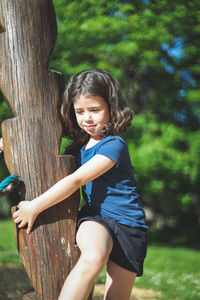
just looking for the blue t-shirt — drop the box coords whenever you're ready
[65,135,148,228]
[66,136,147,229]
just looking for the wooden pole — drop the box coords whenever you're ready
[0,1,81,299]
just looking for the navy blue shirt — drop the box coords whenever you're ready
[66,136,147,229]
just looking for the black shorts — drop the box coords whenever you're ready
[77,206,147,277]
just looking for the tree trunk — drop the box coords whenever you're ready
[0,1,82,299]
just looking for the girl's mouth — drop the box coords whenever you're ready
[84,125,96,129]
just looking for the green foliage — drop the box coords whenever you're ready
[50,0,200,231]
[0,101,13,125]
[124,116,200,212]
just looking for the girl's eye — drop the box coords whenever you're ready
[92,109,99,112]
[76,110,83,114]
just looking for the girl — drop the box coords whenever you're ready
[12,69,147,300]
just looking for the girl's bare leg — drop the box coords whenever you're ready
[58,221,113,300]
[104,260,136,300]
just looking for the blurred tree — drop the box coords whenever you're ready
[50,0,200,234]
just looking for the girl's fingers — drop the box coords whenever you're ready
[12,201,36,234]
[14,216,21,224]
[13,202,25,219]
[13,211,19,219]
[27,222,33,234]
[18,220,27,228]
[17,201,23,209]
[13,202,23,218]
[15,217,29,231]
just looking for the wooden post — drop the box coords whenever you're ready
[0,1,82,299]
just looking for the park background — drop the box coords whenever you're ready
[0,0,200,299]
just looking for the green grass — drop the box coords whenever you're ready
[1,219,200,299]
[0,218,21,265]
[134,245,200,300]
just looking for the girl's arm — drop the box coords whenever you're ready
[13,154,116,233]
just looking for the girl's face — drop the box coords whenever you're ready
[73,95,110,140]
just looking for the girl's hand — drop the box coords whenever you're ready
[13,201,38,234]
[0,138,3,152]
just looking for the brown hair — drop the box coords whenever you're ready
[61,69,133,145]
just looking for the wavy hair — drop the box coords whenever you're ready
[61,69,133,145]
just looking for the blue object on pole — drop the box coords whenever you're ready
[0,175,20,191]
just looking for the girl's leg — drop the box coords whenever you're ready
[104,260,137,300]
[59,221,113,300]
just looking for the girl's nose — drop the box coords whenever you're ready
[84,113,93,122]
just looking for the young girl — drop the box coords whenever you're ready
[12,69,147,300]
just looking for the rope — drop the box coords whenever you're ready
[0,175,20,194]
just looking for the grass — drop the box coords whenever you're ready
[0,218,21,265]
[134,245,200,300]
[1,219,200,300]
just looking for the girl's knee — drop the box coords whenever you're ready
[80,250,108,273]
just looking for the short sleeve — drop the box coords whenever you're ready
[96,136,126,165]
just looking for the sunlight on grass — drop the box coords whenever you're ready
[133,246,200,300]
[1,219,200,299]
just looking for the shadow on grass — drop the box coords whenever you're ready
[0,265,32,300]
[0,265,160,300]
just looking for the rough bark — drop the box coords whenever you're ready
[0,1,80,299]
